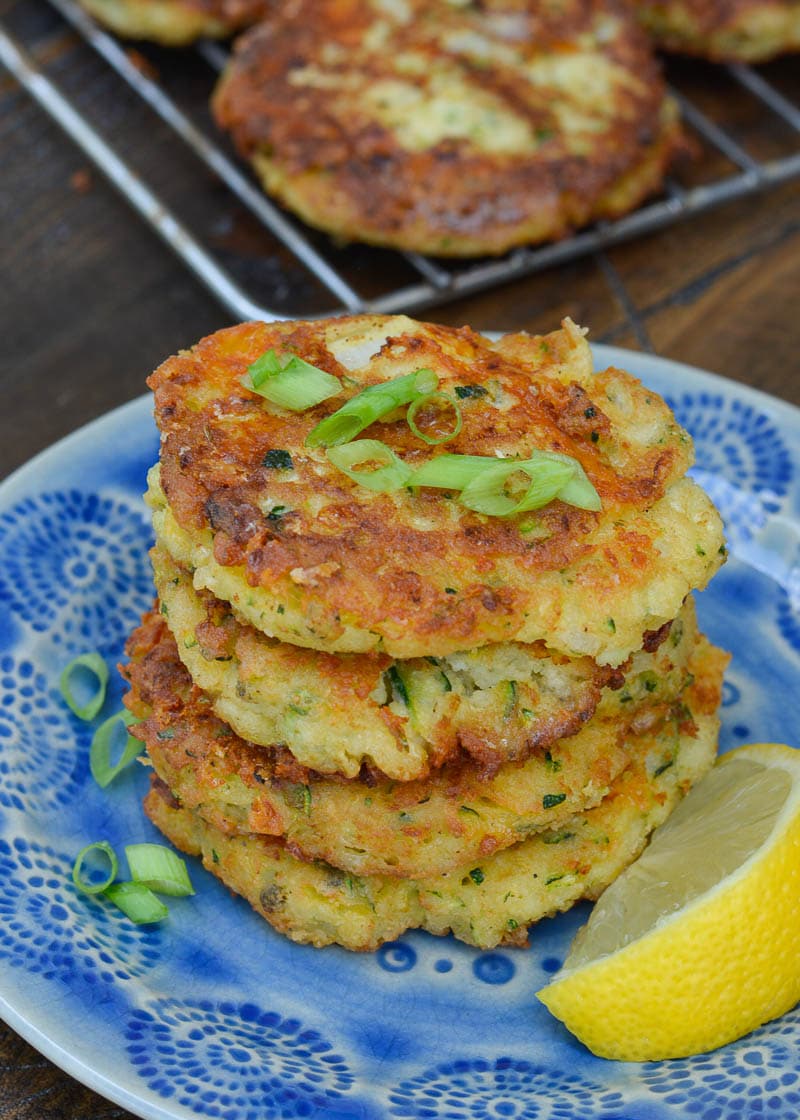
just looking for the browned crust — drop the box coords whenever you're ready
[122,604,726,878]
[212,0,680,256]
[148,317,702,659]
[637,0,800,60]
[77,0,272,43]
[122,606,622,787]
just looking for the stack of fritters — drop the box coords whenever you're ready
[126,313,729,951]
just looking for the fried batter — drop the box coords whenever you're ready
[153,544,699,782]
[124,601,727,879]
[211,0,681,256]
[144,700,721,951]
[148,315,725,665]
[77,0,271,44]
[637,0,800,60]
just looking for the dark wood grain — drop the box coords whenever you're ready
[0,0,799,1113]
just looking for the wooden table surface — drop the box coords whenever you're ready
[1,0,799,1113]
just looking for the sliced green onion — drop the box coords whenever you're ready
[408,450,601,514]
[408,454,499,490]
[60,653,109,720]
[407,392,462,446]
[244,349,342,412]
[104,880,169,925]
[538,452,602,511]
[90,710,143,788]
[72,840,118,895]
[306,368,438,448]
[125,843,194,897]
[327,440,413,492]
[459,457,576,516]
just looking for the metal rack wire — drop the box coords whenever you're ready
[2,0,799,323]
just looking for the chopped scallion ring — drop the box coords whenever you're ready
[125,843,195,897]
[72,840,118,895]
[459,456,576,516]
[244,349,342,412]
[104,880,169,925]
[90,709,143,788]
[407,392,462,446]
[327,440,413,492]
[60,652,109,721]
[306,368,438,448]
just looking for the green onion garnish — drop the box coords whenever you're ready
[407,454,498,491]
[409,450,601,515]
[60,653,109,721]
[104,880,169,925]
[125,843,194,897]
[72,840,118,895]
[90,709,143,788]
[406,392,462,446]
[459,456,575,516]
[306,368,438,448]
[244,349,342,412]
[327,440,413,492]
[540,452,603,511]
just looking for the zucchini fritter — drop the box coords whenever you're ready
[636,0,800,60]
[124,600,727,879]
[153,544,698,782]
[147,315,725,665]
[211,0,682,256]
[77,0,271,44]
[143,699,722,951]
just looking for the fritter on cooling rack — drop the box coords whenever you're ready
[147,315,725,665]
[636,0,800,61]
[77,0,271,44]
[212,0,682,256]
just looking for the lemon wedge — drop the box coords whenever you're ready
[537,742,800,1061]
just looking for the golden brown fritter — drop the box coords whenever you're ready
[153,544,699,782]
[636,0,800,60]
[124,600,728,879]
[212,0,682,256]
[143,698,722,951]
[77,0,271,44]
[147,315,725,664]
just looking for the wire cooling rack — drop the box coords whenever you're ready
[2,0,799,322]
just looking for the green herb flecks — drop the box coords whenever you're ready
[262,449,294,470]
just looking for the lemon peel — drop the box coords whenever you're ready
[537,742,800,1061]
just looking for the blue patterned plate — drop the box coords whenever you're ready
[1,345,799,1120]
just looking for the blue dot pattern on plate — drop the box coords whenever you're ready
[641,1007,800,1119]
[666,392,793,544]
[126,999,355,1119]
[387,1057,624,1120]
[377,942,417,973]
[0,654,88,813]
[472,954,515,985]
[0,837,162,983]
[0,491,153,654]
[0,378,799,1120]
[777,577,800,655]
